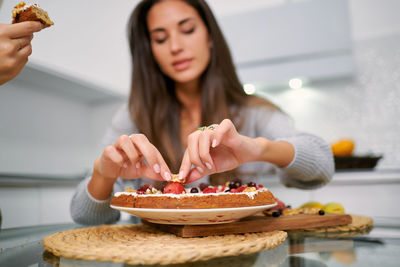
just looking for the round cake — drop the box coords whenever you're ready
[110,180,276,209]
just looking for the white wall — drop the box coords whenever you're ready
[262,30,400,170]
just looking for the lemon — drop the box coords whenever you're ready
[324,202,345,214]
[300,201,324,209]
[331,139,355,156]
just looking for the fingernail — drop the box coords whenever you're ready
[165,172,171,181]
[123,163,128,168]
[136,162,141,168]
[179,171,184,181]
[153,164,160,173]
[197,166,204,173]
[212,139,217,148]
[205,162,212,170]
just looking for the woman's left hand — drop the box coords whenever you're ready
[179,119,268,183]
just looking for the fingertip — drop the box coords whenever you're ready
[164,171,171,181]
[185,171,203,184]
[211,139,217,148]
[27,21,43,32]
[36,22,45,31]
[178,170,185,181]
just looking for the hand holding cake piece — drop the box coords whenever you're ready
[12,2,54,28]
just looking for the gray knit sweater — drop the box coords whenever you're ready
[70,104,334,225]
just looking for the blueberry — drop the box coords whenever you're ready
[233,178,242,187]
[319,210,325,215]
[199,183,209,191]
[247,182,257,187]
[229,181,238,189]
[286,205,292,209]
[190,187,199,193]
[272,211,281,217]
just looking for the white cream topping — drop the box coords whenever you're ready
[114,187,269,200]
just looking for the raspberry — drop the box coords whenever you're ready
[236,186,246,192]
[275,198,286,210]
[137,184,151,194]
[203,187,217,194]
[163,182,185,194]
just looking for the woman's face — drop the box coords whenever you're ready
[147,0,211,85]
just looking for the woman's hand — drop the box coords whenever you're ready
[179,119,270,183]
[0,22,43,85]
[89,134,172,200]
[95,134,171,181]
[95,134,172,181]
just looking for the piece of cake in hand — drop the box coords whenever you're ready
[12,2,54,28]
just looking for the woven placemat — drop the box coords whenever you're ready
[43,224,287,265]
[290,214,373,233]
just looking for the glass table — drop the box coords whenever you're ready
[1,217,399,267]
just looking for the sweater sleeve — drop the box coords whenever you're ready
[70,105,138,225]
[256,108,334,189]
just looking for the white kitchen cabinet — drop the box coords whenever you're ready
[219,0,354,87]
[0,61,124,176]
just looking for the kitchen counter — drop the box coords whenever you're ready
[1,217,399,267]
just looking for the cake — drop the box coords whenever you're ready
[12,2,54,28]
[110,179,277,209]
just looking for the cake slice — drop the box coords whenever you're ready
[12,2,54,28]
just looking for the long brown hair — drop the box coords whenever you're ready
[128,0,277,178]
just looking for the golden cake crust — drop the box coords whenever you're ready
[111,189,276,209]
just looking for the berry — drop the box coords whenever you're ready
[272,211,281,217]
[236,186,246,192]
[319,210,325,216]
[233,179,242,188]
[190,187,199,193]
[203,187,217,194]
[230,188,239,193]
[217,185,226,192]
[275,198,286,210]
[247,182,257,187]
[228,181,238,189]
[163,182,185,194]
[224,188,231,192]
[137,184,151,193]
[199,183,209,191]
[257,184,264,189]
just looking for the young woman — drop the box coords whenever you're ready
[71,0,334,225]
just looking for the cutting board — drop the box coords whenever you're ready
[142,213,352,237]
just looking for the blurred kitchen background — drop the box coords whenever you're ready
[0,0,399,228]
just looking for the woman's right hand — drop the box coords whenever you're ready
[95,134,172,182]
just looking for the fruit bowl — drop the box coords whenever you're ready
[334,155,382,170]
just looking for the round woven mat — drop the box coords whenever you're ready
[43,224,287,265]
[291,214,373,233]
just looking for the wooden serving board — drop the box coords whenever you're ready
[142,213,352,237]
